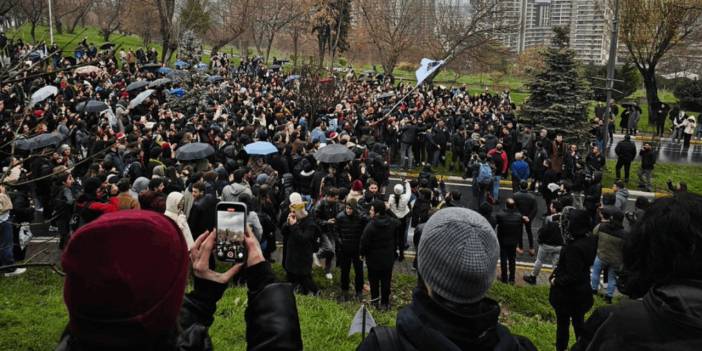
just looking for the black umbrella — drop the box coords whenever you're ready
[100,42,115,50]
[141,63,162,72]
[76,100,109,113]
[148,78,172,89]
[175,142,216,161]
[14,132,64,151]
[126,80,150,92]
[313,144,355,163]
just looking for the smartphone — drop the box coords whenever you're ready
[215,202,247,263]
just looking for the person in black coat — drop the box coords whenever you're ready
[335,198,368,300]
[187,182,216,241]
[513,181,538,255]
[282,193,320,295]
[360,200,399,309]
[56,210,302,351]
[495,199,528,284]
[358,208,536,351]
[573,193,702,351]
[549,208,597,351]
[614,134,637,183]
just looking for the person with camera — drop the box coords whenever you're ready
[637,142,656,192]
[56,210,303,350]
[75,177,118,227]
[282,192,320,295]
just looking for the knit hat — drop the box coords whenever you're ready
[418,207,499,305]
[393,184,404,195]
[351,179,364,192]
[62,210,188,346]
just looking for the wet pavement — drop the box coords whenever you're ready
[606,134,702,164]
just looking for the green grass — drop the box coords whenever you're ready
[603,159,702,194]
[0,262,611,351]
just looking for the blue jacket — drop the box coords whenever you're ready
[511,160,530,181]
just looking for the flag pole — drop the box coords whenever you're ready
[361,304,367,340]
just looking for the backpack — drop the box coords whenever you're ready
[477,162,493,186]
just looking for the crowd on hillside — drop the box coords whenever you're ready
[0,35,700,351]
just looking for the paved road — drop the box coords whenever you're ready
[607,134,702,163]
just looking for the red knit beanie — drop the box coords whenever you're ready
[62,210,188,347]
[351,179,364,192]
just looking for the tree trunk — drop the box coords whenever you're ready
[292,29,299,68]
[55,17,63,34]
[265,32,275,63]
[30,22,37,42]
[102,29,111,42]
[642,69,659,125]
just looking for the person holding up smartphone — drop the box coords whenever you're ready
[282,192,320,295]
[57,210,302,350]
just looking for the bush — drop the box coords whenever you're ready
[338,57,348,67]
[585,61,641,102]
[396,62,417,72]
[673,79,702,112]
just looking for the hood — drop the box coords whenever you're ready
[165,192,184,214]
[645,280,702,331]
[617,188,629,198]
[372,215,396,228]
[396,288,519,351]
[131,177,150,193]
[228,182,248,196]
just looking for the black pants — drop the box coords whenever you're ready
[368,268,392,306]
[56,218,70,250]
[518,222,534,250]
[395,216,407,259]
[615,159,632,181]
[554,303,587,351]
[500,244,517,282]
[287,272,319,295]
[656,122,666,136]
[684,133,692,148]
[338,252,364,293]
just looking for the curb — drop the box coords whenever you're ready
[614,133,702,145]
[390,171,665,198]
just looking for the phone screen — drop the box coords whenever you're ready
[216,204,247,263]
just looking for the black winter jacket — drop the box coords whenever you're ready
[537,214,564,247]
[56,262,302,351]
[336,210,368,256]
[615,140,637,162]
[358,288,536,351]
[282,215,320,275]
[495,208,524,247]
[549,236,597,311]
[573,280,702,351]
[360,215,399,271]
[513,190,538,219]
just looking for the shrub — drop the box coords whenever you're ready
[396,62,417,72]
[674,79,702,112]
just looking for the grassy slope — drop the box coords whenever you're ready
[0,263,609,351]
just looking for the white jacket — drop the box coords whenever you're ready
[164,192,195,249]
[388,181,412,219]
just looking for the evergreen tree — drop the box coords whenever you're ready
[521,27,592,146]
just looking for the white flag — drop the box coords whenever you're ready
[415,58,445,86]
[348,304,377,336]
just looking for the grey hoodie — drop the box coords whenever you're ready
[615,188,629,212]
[129,177,150,200]
[221,182,253,202]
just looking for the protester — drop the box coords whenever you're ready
[335,198,368,301]
[388,181,411,261]
[282,192,320,295]
[513,181,538,256]
[360,200,399,309]
[57,210,303,350]
[614,134,636,183]
[359,208,536,350]
[495,198,526,284]
[574,193,702,350]
[523,199,564,285]
[164,191,195,249]
[637,143,656,192]
[590,206,626,304]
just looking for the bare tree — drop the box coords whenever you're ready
[66,0,93,34]
[0,0,17,18]
[154,0,177,62]
[205,0,251,56]
[94,0,127,42]
[618,0,702,124]
[50,0,92,34]
[358,0,422,76]
[250,0,306,62]
[18,0,47,42]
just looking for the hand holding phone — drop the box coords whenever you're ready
[216,202,248,263]
[190,228,264,284]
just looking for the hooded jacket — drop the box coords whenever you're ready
[359,288,536,351]
[164,192,195,249]
[573,280,702,351]
[389,181,412,219]
[221,182,253,202]
[592,222,626,268]
[129,177,151,200]
[360,214,400,271]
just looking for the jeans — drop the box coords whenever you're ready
[615,159,632,181]
[673,127,684,141]
[0,220,15,270]
[368,269,392,306]
[500,244,517,282]
[338,252,364,293]
[532,244,561,277]
[400,143,414,169]
[395,216,408,258]
[591,256,618,297]
[638,168,653,191]
[492,176,501,202]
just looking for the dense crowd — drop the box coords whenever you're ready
[0,36,701,351]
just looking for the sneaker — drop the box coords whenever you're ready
[312,253,321,267]
[4,268,27,277]
[523,274,537,285]
[325,273,333,280]
[49,225,59,232]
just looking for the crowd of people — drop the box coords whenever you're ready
[0,36,701,351]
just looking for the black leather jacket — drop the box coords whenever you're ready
[55,262,302,351]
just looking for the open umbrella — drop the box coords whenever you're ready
[76,100,109,113]
[74,65,101,75]
[168,87,186,97]
[284,75,300,84]
[195,63,208,71]
[128,89,155,109]
[244,141,278,155]
[141,63,162,72]
[100,42,115,50]
[148,78,172,89]
[313,143,355,163]
[377,92,395,99]
[14,132,64,151]
[30,86,58,107]
[175,142,215,161]
[158,67,172,75]
[206,75,223,83]
[126,80,150,92]
[175,60,190,70]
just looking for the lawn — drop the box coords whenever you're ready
[0,262,609,351]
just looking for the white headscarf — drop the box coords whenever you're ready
[164,192,194,249]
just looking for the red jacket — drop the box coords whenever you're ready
[488,148,509,176]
